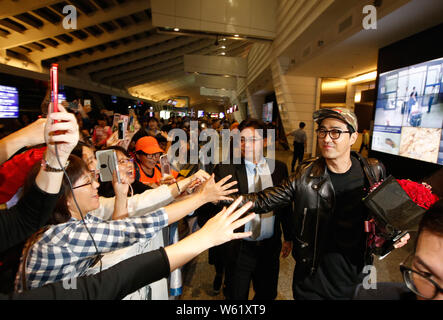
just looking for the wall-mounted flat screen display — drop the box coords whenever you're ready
[0,85,19,118]
[372,56,443,165]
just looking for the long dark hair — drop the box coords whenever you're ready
[52,155,90,225]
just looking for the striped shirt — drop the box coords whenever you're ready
[15,208,168,291]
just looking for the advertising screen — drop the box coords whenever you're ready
[0,85,19,118]
[372,57,443,165]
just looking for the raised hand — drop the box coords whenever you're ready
[44,103,79,167]
[197,174,238,203]
[191,169,211,183]
[112,169,129,197]
[200,196,255,247]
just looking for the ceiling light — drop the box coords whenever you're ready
[321,79,347,91]
[221,45,226,49]
[348,71,377,84]
[220,52,226,55]
[174,28,180,31]
[234,34,239,37]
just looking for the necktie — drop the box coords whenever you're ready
[250,165,262,239]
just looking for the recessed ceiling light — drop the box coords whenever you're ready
[174,28,180,31]
[220,52,226,55]
[234,34,239,37]
[221,45,226,49]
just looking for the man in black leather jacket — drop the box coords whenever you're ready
[223,108,410,299]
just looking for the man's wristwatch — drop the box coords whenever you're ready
[41,158,69,172]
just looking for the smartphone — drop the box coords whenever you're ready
[117,120,125,140]
[96,150,121,183]
[159,154,171,177]
[50,64,59,113]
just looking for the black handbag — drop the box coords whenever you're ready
[363,175,426,258]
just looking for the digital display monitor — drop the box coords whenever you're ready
[0,85,19,118]
[198,110,204,117]
[372,56,443,165]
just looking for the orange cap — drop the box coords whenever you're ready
[135,136,164,154]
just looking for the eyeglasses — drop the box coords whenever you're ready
[142,152,162,159]
[399,253,443,299]
[316,128,351,140]
[73,171,97,190]
[118,158,134,165]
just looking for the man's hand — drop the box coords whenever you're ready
[393,233,410,249]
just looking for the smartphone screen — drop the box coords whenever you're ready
[160,155,171,177]
[118,121,124,140]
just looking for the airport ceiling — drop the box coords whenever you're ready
[0,0,253,106]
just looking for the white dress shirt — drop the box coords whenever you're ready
[244,157,275,241]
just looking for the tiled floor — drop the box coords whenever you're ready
[179,148,413,300]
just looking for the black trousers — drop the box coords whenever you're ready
[224,237,282,300]
[291,143,304,171]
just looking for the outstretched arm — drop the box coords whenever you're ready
[219,174,297,215]
[5,197,255,300]
[0,105,79,252]
[164,174,238,224]
[0,118,46,165]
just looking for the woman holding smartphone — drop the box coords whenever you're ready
[15,153,238,291]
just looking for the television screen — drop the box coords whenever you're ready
[198,110,204,117]
[0,85,19,118]
[111,95,117,104]
[372,56,443,165]
[262,102,273,122]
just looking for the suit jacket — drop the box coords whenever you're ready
[196,159,294,264]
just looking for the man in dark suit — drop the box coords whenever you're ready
[197,119,294,300]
